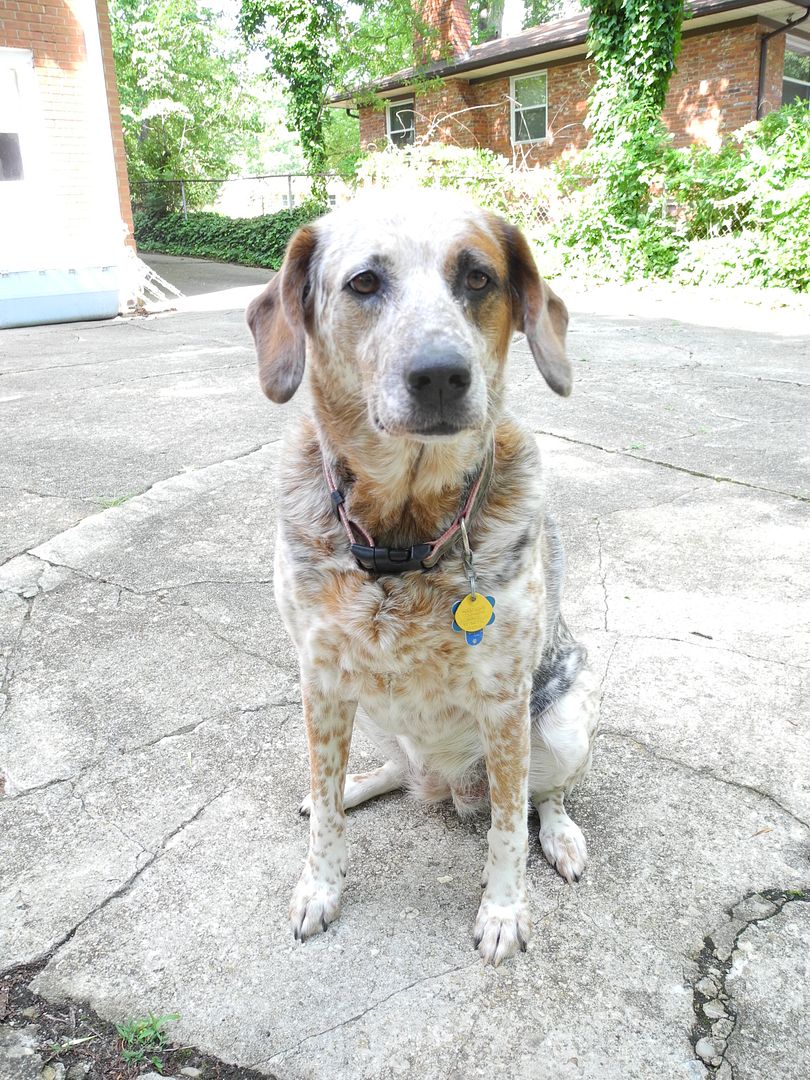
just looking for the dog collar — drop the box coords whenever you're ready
[321,441,495,575]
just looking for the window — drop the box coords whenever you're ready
[511,71,548,144]
[386,99,415,147]
[0,59,26,181]
[784,36,810,105]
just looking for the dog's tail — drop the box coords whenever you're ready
[531,516,588,721]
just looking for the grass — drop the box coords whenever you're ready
[116,1012,180,1073]
[98,493,136,509]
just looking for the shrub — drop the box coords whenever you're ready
[668,102,810,290]
[133,203,325,269]
[355,143,562,245]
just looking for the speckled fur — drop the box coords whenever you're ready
[247,190,600,966]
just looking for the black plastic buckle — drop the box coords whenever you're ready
[350,543,432,574]
[330,490,345,517]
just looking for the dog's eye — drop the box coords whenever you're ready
[466,270,490,291]
[349,271,380,296]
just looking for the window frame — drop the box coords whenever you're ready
[386,97,416,148]
[0,47,36,185]
[510,70,549,146]
[783,35,810,104]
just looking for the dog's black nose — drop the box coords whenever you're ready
[405,349,471,408]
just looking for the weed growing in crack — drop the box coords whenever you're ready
[116,1011,180,1072]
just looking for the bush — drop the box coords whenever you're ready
[547,116,687,281]
[546,102,810,290]
[133,203,325,270]
[668,102,810,291]
[356,143,561,245]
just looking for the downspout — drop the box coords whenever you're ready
[757,4,810,118]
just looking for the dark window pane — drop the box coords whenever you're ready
[783,78,810,105]
[515,74,547,109]
[784,49,810,82]
[390,126,414,147]
[515,106,546,142]
[0,133,23,181]
[388,100,414,146]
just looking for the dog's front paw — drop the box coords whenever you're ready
[539,819,587,883]
[473,896,531,966]
[289,871,342,941]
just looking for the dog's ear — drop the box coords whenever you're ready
[492,217,572,397]
[245,225,317,403]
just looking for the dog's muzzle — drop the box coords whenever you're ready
[403,347,472,433]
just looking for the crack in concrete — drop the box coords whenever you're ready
[17,788,231,973]
[620,632,808,672]
[690,888,809,1079]
[535,429,810,503]
[594,519,609,632]
[22,553,276,601]
[71,359,248,393]
[250,957,479,1067]
[69,785,147,858]
[599,638,619,703]
[0,594,34,726]
[186,609,287,673]
[602,730,810,832]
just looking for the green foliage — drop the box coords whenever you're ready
[134,204,325,269]
[240,0,341,201]
[549,102,810,291]
[110,0,262,212]
[587,0,685,144]
[323,109,362,179]
[116,1012,179,1072]
[550,118,682,280]
[239,0,432,199]
[522,0,583,31]
[669,103,810,291]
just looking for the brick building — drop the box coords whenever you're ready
[333,0,810,166]
[0,0,134,326]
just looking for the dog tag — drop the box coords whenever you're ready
[451,594,495,646]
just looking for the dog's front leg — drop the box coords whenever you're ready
[475,696,532,965]
[289,685,356,941]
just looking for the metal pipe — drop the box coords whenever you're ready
[757,4,810,119]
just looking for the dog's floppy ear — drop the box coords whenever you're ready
[493,217,572,397]
[245,225,317,403]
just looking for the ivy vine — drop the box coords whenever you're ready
[587,0,685,143]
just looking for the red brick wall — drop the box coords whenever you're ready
[96,0,135,244]
[663,23,780,148]
[359,106,389,152]
[416,0,471,61]
[360,19,784,163]
[0,0,133,255]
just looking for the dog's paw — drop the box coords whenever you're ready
[473,897,531,966]
[289,873,342,941]
[539,818,587,883]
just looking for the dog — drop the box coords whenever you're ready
[246,189,599,966]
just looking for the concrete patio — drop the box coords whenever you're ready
[1,253,808,1080]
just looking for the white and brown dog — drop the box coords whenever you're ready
[246,190,599,966]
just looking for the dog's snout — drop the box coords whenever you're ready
[405,349,471,407]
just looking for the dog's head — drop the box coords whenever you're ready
[246,190,570,440]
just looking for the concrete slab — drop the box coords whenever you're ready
[1,266,808,1080]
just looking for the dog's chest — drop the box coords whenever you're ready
[278,550,541,727]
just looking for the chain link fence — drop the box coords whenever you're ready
[131,173,352,218]
[131,161,558,234]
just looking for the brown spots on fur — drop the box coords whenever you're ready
[480,702,531,828]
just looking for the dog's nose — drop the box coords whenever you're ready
[405,349,471,407]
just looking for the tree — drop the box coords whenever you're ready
[110,0,262,212]
[239,0,434,200]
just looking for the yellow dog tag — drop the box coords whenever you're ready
[451,593,496,646]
